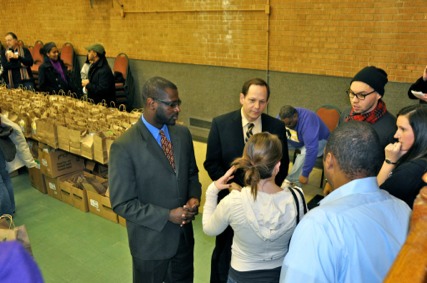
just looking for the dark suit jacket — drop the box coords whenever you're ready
[108,119,201,260]
[204,110,289,200]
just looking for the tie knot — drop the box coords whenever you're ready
[245,123,254,143]
[159,130,166,137]
[247,123,254,131]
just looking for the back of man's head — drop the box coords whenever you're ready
[325,121,384,180]
[279,105,297,119]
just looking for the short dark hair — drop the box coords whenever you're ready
[40,42,57,56]
[279,105,297,119]
[5,32,17,40]
[241,78,270,100]
[142,76,178,104]
[325,121,383,179]
[396,104,427,164]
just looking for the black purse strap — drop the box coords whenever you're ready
[287,186,307,224]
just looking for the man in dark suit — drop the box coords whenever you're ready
[204,78,289,283]
[109,77,202,283]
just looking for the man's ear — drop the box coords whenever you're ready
[239,93,245,105]
[324,152,334,171]
[147,97,156,110]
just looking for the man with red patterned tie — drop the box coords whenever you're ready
[109,76,201,283]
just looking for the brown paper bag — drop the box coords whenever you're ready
[0,214,17,241]
[0,214,33,256]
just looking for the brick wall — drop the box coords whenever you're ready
[1,0,425,82]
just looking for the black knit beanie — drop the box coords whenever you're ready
[351,66,388,96]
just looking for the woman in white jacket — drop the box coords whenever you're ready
[203,132,307,283]
[0,114,36,215]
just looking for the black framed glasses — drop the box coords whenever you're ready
[346,89,376,100]
[154,98,182,108]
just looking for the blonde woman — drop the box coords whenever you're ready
[203,132,306,283]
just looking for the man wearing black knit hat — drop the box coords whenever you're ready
[340,66,396,149]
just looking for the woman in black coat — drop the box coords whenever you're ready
[38,42,73,94]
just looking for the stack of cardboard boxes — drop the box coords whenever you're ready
[27,140,125,226]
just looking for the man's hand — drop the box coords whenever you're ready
[299,175,308,185]
[82,79,89,87]
[184,198,200,215]
[169,206,197,226]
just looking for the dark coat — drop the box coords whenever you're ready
[204,110,289,200]
[108,119,201,260]
[38,58,72,94]
[86,57,115,105]
[0,47,33,87]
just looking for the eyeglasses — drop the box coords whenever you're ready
[154,98,182,108]
[346,89,376,100]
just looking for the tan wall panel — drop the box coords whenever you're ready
[1,0,425,83]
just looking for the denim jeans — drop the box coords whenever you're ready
[287,139,328,185]
[0,151,14,215]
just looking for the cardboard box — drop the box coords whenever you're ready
[28,163,46,194]
[118,216,126,227]
[85,160,108,178]
[43,175,62,201]
[38,143,85,178]
[80,134,94,160]
[57,173,89,212]
[72,186,89,212]
[44,172,83,201]
[86,187,117,223]
[58,180,73,207]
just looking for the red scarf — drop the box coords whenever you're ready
[345,99,387,124]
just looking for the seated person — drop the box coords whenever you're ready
[38,42,74,94]
[378,104,427,208]
[203,132,306,283]
[278,105,330,186]
[407,65,427,104]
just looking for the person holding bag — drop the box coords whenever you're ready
[0,112,37,215]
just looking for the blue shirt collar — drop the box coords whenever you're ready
[320,177,378,206]
[141,114,171,144]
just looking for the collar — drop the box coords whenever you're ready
[240,108,262,131]
[141,114,171,141]
[320,177,379,206]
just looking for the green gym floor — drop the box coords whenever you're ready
[11,161,322,282]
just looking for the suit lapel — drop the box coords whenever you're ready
[231,111,245,152]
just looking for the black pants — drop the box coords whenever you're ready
[210,225,233,283]
[132,230,194,283]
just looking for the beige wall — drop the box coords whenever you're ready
[1,0,426,82]
[193,141,210,213]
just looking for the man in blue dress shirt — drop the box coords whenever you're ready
[280,121,411,283]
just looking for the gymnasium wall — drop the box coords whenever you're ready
[1,0,420,139]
